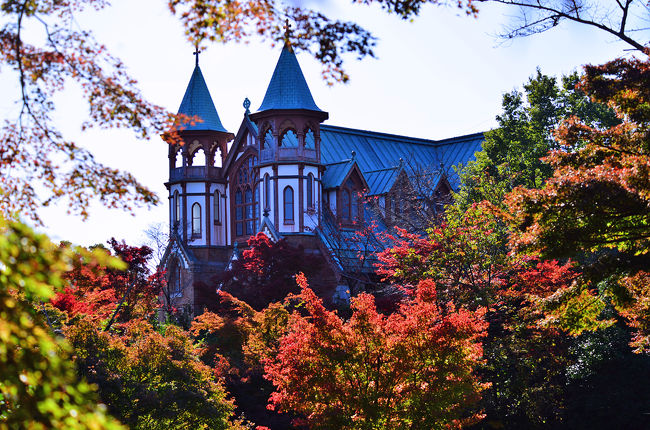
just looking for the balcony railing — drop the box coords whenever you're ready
[170,166,221,181]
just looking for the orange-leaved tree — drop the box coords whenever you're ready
[264,273,488,429]
[506,54,650,352]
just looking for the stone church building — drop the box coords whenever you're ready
[160,43,483,313]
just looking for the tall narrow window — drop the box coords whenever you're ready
[264,173,270,210]
[351,190,358,221]
[170,260,182,296]
[213,190,220,223]
[284,186,294,222]
[307,173,314,208]
[305,129,316,149]
[192,203,201,237]
[341,189,351,221]
[174,191,180,223]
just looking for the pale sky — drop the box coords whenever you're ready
[1,0,643,247]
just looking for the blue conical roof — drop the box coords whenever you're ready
[258,45,321,112]
[177,65,228,132]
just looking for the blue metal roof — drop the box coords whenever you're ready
[316,207,387,273]
[258,45,321,112]
[322,160,353,189]
[177,65,228,132]
[364,166,401,196]
[320,125,483,191]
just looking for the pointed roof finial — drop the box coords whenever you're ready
[193,45,201,67]
[243,97,251,114]
[257,41,322,112]
[284,18,292,45]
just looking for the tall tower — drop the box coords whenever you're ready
[250,42,328,235]
[162,52,234,314]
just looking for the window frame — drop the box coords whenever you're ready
[174,190,181,224]
[307,173,314,209]
[283,186,294,223]
[233,155,259,237]
[213,189,221,224]
[191,202,202,238]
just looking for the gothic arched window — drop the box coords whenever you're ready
[305,128,316,149]
[169,259,182,297]
[174,190,180,224]
[280,130,298,148]
[284,186,294,222]
[263,129,274,149]
[307,173,314,208]
[340,178,362,223]
[214,190,220,224]
[234,155,259,237]
[192,148,206,166]
[192,203,202,237]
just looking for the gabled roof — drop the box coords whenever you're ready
[322,158,368,190]
[222,114,259,173]
[364,166,402,196]
[321,160,352,189]
[258,213,282,243]
[177,65,228,132]
[257,44,321,112]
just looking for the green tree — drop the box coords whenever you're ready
[0,218,124,429]
[65,318,242,430]
[455,70,618,209]
[506,54,650,352]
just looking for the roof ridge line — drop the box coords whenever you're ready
[322,124,486,147]
[365,165,400,174]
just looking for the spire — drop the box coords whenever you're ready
[257,42,321,112]
[177,56,228,133]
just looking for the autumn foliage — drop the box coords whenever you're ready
[51,239,163,325]
[506,54,650,351]
[264,274,488,429]
[219,232,322,310]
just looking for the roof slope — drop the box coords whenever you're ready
[258,45,321,112]
[177,65,228,132]
[320,125,484,190]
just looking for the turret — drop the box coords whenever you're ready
[250,42,328,234]
[165,50,234,246]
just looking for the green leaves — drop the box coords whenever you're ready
[0,216,124,429]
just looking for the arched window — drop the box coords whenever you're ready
[284,186,294,222]
[174,149,183,168]
[264,173,270,210]
[192,148,206,166]
[263,129,274,149]
[280,130,298,148]
[214,190,220,223]
[307,173,314,208]
[213,148,222,167]
[192,203,201,237]
[341,189,351,221]
[174,191,180,224]
[169,259,182,296]
[233,155,259,237]
[305,129,316,149]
